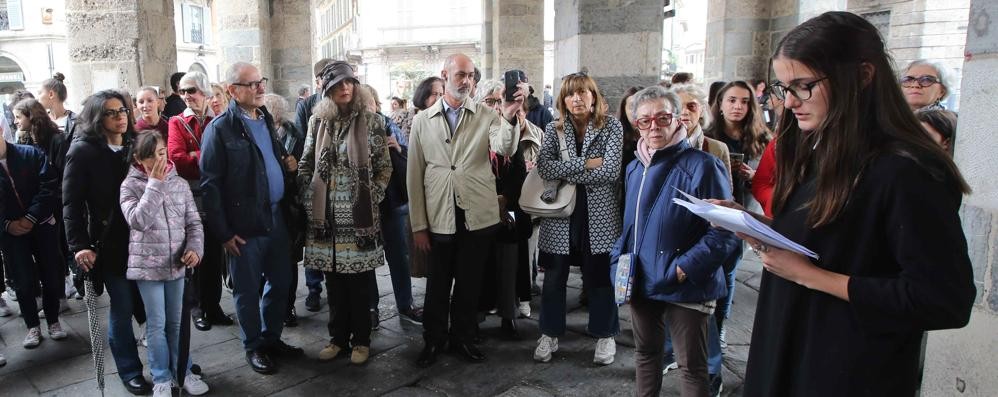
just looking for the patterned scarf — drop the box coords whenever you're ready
[309,111,379,248]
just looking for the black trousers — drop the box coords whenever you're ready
[423,209,497,345]
[326,270,373,348]
[192,235,225,318]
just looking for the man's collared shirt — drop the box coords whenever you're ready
[441,98,461,136]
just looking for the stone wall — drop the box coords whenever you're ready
[216,0,271,83]
[270,0,313,105]
[485,0,544,84]
[65,0,177,101]
[922,0,998,393]
[553,0,664,112]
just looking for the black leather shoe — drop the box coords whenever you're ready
[451,342,486,363]
[269,340,304,357]
[305,291,321,312]
[193,314,212,331]
[246,350,276,374]
[284,307,298,327]
[416,343,444,368]
[123,375,151,395]
[501,318,520,340]
[207,312,234,326]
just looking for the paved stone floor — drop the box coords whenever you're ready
[0,256,763,396]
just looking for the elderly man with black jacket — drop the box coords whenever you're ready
[199,62,303,375]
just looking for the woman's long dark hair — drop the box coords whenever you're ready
[13,99,60,151]
[412,76,444,111]
[770,11,970,227]
[704,80,771,160]
[78,90,136,141]
[618,86,643,147]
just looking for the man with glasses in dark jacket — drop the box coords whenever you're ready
[200,62,303,375]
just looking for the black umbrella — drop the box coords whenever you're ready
[82,272,106,396]
[177,267,194,396]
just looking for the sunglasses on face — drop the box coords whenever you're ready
[635,113,674,130]
[483,98,501,107]
[178,87,200,95]
[231,77,269,90]
[900,75,940,88]
[102,107,132,119]
[684,101,700,112]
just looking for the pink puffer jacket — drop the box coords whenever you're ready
[120,163,204,281]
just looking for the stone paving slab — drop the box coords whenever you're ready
[0,255,764,396]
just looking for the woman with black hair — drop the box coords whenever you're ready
[63,90,152,395]
[718,12,975,395]
[13,99,62,157]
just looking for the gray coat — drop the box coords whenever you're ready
[537,116,624,255]
[120,164,204,281]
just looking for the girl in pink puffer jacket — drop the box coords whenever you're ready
[120,130,209,395]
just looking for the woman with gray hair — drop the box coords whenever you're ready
[611,85,738,396]
[166,71,231,332]
[901,59,951,111]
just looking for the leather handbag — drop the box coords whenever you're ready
[519,128,576,218]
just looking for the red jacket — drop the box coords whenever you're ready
[751,139,777,217]
[167,108,212,181]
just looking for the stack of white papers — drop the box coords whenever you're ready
[671,189,820,260]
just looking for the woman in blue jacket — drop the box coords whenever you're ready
[610,86,739,397]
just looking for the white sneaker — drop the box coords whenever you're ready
[48,322,67,340]
[533,335,558,362]
[23,326,42,348]
[662,360,679,375]
[64,276,77,299]
[0,296,12,317]
[0,352,6,367]
[593,337,616,365]
[183,373,210,395]
[152,382,172,397]
[518,301,531,318]
[3,289,16,301]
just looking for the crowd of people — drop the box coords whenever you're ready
[0,11,975,397]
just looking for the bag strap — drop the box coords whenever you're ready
[555,128,571,161]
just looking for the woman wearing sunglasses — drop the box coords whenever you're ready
[719,12,974,395]
[63,90,155,394]
[901,59,951,112]
[613,85,738,397]
[166,71,231,333]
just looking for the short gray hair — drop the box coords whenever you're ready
[473,79,504,104]
[226,62,256,85]
[179,71,210,94]
[262,93,288,123]
[669,83,711,127]
[902,59,951,101]
[630,85,681,119]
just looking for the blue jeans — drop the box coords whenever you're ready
[538,250,619,338]
[381,204,413,310]
[228,211,292,351]
[137,278,191,384]
[104,272,144,382]
[305,269,324,294]
[715,246,743,321]
[663,310,723,375]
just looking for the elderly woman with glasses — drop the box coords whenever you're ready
[900,59,951,112]
[472,79,541,339]
[611,85,738,397]
[167,71,232,332]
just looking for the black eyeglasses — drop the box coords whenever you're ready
[483,98,501,107]
[102,107,132,119]
[231,77,269,90]
[770,77,828,101]
[900,75,940,88]
[635,113,674,130]
[562,71,588,80]
[178,87,200,95]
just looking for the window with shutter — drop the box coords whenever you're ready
[2,0,24,31]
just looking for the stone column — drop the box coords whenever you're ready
[270,0,313,104]
[922,0,998,394]
[487,0,544,84]
[553,0,664,111]
[216,0,272,83]
[65,0,177,102]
